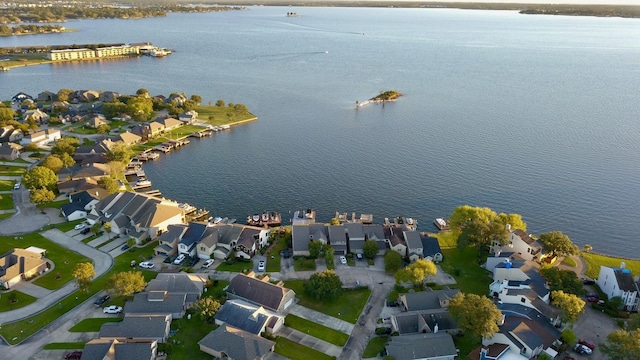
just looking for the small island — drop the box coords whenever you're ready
[356,90,403,108]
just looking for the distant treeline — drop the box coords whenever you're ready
[0,24,67,36]
[0,4,246,24]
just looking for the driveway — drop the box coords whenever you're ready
[0,186,49,235]
[569,294,618,359]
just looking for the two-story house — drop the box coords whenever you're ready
[597,264,640,311]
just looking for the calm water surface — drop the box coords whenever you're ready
[2,7,640,257]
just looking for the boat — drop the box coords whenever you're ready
[247,211,282,227]
[212,216,223,224]
[393,216,417,231]
[434,218,450,231]
[150,48,172,57]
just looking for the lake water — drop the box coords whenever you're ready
[2,7,640,257]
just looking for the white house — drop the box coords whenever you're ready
[597,264,640,312]
[491,228,543,262]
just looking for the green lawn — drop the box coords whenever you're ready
[36,200,70,210]
[69,317,122,332]
[439,247,492,295]
[0,244,157,345]
[285,280,370,324]
[46,219,84,232]
[43,342,85,350]
[363,336,388,358]
[293,257,316,271]
[163,311,218,360]
[285,314,349,346]
[453,333,481,360]
[274,336,335,360]
[433,231,459,249]
[0,193,13,210]
[0,179,15,191]
[1,157,30,165]
[195,105,257,126]
[266,233,289,272]
[562,257,577,267]
[0,290,37,312]
[0,212,14,220]
[215,260,253,273]
[0,54,51,69]
[0,165,26,176]
[582,252,640,280]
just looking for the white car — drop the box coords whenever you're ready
[139,261,154,269]
[74,223,86,230]
[258,260,266,272]
[173,254,186,265]
[103,305,122,314]
[202,259,214,268]
[13,183,20,190]
[340,256,347,265]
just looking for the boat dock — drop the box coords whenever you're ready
[434,218,450,231]
[247,211,282,227]
[335,211,373,224]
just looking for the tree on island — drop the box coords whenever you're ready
[370,90,402,101]
[448,292,502,339]
[538,231,578,258]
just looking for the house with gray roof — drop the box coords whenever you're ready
[386,332,457,360]
[292,224,328,257]
[236,226,270,259]
[386,226,407,256]
[345,223,365,256]
[421,236,443,262]
[404,231,423,262]
[82,338,157,360]
[123,292,187,319]
[362,224,388,256]
[391,311,458,335]
[597,264,640,311]
[99,314,171,343]
[328,225,347,255]
[491,228,543,262]
[196,226,219,259]
[398,288,460,312]
[145,273,205,305]
[0,144,19,160]
[177,222,208,257]
[60,203,87,221]
[211,224,245,259]
[489,259,551,316]
[154,224,188,257]
[215,299,284,335]
[198,324,275,360]
[226,273,296,313]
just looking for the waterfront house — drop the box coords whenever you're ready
[212,224,244,259]
[226,272,296,313]
[69,163,111,181]
[328,225,348,255]
[23,109,50,124]
[99,314,171,343]
[292,224,328,257]
[198,324,275,360]
[235,226,270,259]
[178,110,198,124]
[214,299,284,335]
[82,338,158,360]
[158,117,183,131]
[37,91,58,102]
[597,264,640,311]
[12,92,33,103]
[386,332,457,360]
[363,224,390,256]
[154,224,188,257]
[421,235,443,262]
[99,91,120,103]
[405,230,424,262]
[196,226,219,259]
[0,247,47,290]
[70,90,100,103]
[169,94,188,106]
[386,226,407,256]
[491,228,543,262]
[345,223,365,256]
[115,131,142,145]
[177,222,209,257]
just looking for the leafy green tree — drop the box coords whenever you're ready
[23,166,58,191]
[449,292,502,339]
[329,218,340,225]
[91,222,101,235]
[458,218,508,257]
[72,262,95,292]
[449,205,497,230]
[600,329,640,360]
[194,296,221,319]
[539,267,585,296]
[308,241,322,259]
[30,187,55,203]
[126,96,153,121]
[384,250,403,273]
[136,88,150,97]
[363,240,379,260]
[495,212,527,232]
[626,313,640,331]
[551,290,585,324]
[304,270,343,302]
[96,124,111,134]
[105,142,132,163]
[190,94,202,104]
[538,231,578,258]
[59,152,76,168]
[233,103,249,113]
[323,245,334,270]
[57,88,74,102]
[23,143,40,152]
[51,137,79,156]
[101,101,127,118]
[583,244,593,253]
[98,176,120,194]
[215,99,225,107]
[105,271,147,296]
[394,259,437,287]
[608,296,625,312]
[103,222,112,239]
[41,155,63,173]
[561,328,577,347]
[0,107,15,123]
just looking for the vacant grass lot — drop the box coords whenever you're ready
[215,260,253,273]
[439,247,492,296]
[0,193,13,210]
[363,336,388,358]
[0,290,37,312]
[274,337,335,360]
[582,252,640,280]
[293,257,316,271]
[69,318,122,332]
[195,105,257,126]
[285,314,349,346]
[0,54,51,69]
[284,280,370,324]
[434,231,458,249]
[266,233,289,272]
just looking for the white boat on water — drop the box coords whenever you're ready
[150,48,171,57]
[212,216,223,224]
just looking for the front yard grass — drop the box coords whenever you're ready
[439,247,492,296]
[195,105,257,126]
[582,252,640,280]
[433,231,458,249]
[0,165,26,176]
[285,314,349,346]
[0,179,15,191]
[363,335,388,358]
[69,317,122,332]
[215,259,253,273]
[36,199,70,210]
[0,212,13,220]
[562,257,577,267]
[293,257,316,271]
[0,290,37,312]
[266,233,289,272]
[453,333,480,360]
[43,342,85,350]
[274,336,335,360]
[0,193,13,210]
[284,280,370,324]
[46,219,85,233]
[163,310,218,360]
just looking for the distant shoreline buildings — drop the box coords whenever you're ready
[46,42,169,61]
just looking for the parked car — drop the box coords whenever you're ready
[188,257,199,267]
[579,339,596,350]
[93,294,110,306]
[574,344,592,355]
[173,253,186,265]
[139,261,155,269]
[81,227,91,235]
[281,249,291,259]
[582,278,596,285]
[356,253,364,260]
[202,259,215,268]
[64,351,83,359]
[74,223,86,230]
[13,183,20,190]
[564,356,577,360]
[586,294,600,302]
[340,256,347,265]
[121,244,130,251]
[258,260,266,272]
[103,305,123,314]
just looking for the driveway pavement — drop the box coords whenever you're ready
[288,304,354,335]
[10,281,53,298]
[278,326,342,357]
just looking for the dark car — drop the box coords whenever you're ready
[121,244,130,251]
[281,249,291,259]
[93,294,110,306]
[189,257,199,267]
[64,351,82,359]
[81,227,91,235]
[586,294,600,302]
[582,279,596,285]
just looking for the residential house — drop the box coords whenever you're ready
[69,163,111,181]
[211,224,244,259]
[124,292,187,319]
[404,231,423,262]
[158,117,183,131]
[169,94,188,106]
[236,226,270,259]
[71,90,99,102]
[597,264,640,311]
[328,225,348,255]
[391,288,461,336]
[145,273,205,307]
[57,178,99,195]
[177,222,209,258]
[19,129,61,146]
[0,248,48,290]
[37,91,58,102]
[362,224,388,256]
[292,224,328,257]
[196,226,219,259]
[484,250,516,271]
[421,236,443,262]
[99,91,120,103]
[23,109,50,123]
[0,144,20,160]
[467,344,511,360]
[198,324,275,360]
[226,272,296,313]
[82,338,157,360]
[12,92,33,103]
[0,126,24,143]
[214,299,284,335]
[386,332,457,360]
[70,189,108,210]
[386,226,407,256]
[132,122,164,140]
[154,224,188,257]
[345,223,365,256]
[60,203,87,221]
[178,110,198,124]
[398,288,459,312]
[115,131,142,145]
[88,115,109,128]
[491,228,543,262]
[99,314,171,343]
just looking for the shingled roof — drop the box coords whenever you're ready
[198,324,274,360]
[226,273,294,312]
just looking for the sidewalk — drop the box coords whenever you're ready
[287,304,354,335]
[278,326,343,358]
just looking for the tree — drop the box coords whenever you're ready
[126,96,153,121]
[363,240,379,260]
[394,259,437,287]
[72,262,95,292]
[449,205,497,230]
[105,271,147,296]
[561,328,577,347]
[457,218,508,257]
[42,155,64,173]
[323,244,334,270]
[304,270,343,301]
[600,329,640,360]
[308,241,322,259]
[96,124,111,134]
[136,88,150,97]
[538,231,578,258]
[0,107,15,123]
[539,267,585,296]
[384,250,403,273]
[59,152,76,168]
[103,222,112,240]
[23,142,40,152]
[329,218,340,226]
[30,187,55,203]
[23,166,58,191]
[57,88,74,102]
[105,142,132,163]
[583,244,593,253]
[98,176,120,193]
[91,222,101,235]
[495,212,527,232]
[215,99,225,107]
[194,296,221,319]
[51,137,79,156]
[190,94,202,104]
[551,290,585,324]
[626,313,640,331]
[449,292,502,339]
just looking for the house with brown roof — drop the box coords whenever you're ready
[115,131,142,145]
[70,163,111,181]
[37,91,58,102]
[226,273,296,313]
[158,117,183,131]
[386,226,407,256]
[0,248,48,290]
[82,338,158,360]
[88,115,109,129]
[491,228,543,262]
[198,324,275,360]
[154,224,188,257]
[99,91,120,103]
[23,109,50,124]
